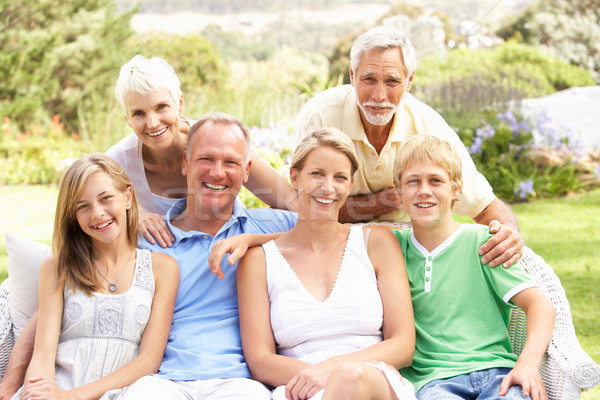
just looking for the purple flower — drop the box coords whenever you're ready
[514,179,534,200]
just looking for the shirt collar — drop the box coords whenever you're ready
[164,197,249,245]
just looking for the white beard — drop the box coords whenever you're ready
[358,101,398,125]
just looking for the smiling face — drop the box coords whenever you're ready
[182,121,251,220]
[398,160,460,230]
[351,47,414,127]
[75,171,133,246]
[290,146,354,222]
[125,88,184,151]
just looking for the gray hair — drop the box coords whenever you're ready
[350,26,417,79]
[114,55,183,115]
[186,112,252,163]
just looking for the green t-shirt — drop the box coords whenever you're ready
[393,224,536,391]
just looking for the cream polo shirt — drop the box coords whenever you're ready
[295,85,495,222]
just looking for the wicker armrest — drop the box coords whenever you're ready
[508,246,600,400]
[0,278,15,379]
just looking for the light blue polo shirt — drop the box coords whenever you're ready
[140,198,297,380]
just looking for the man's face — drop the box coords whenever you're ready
[182,122,251,220]
[351,47,414,126]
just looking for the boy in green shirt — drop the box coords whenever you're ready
[392,135,555,400]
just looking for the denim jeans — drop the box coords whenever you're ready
[417,368,526,399]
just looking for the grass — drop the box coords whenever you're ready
[1,185,599,398]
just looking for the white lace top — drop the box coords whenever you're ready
[54,249,155,389]
[264,225,384,365]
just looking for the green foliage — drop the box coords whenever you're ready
[0,116,88,184]
[412,42,595,130]
[134,33,229,93]
[496,0,600,80]
[0,0,138,134]
[461,110,599,202]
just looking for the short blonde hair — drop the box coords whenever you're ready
[186,112,251,163]
[291,127,359,176]
[393,135,463,194]
[115,55,182,114]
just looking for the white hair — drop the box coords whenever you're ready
[350,26,417,79]
[114,55,182,114]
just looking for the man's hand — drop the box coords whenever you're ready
[339,187,403,223]
[138,210,175,248]
[479,220,523,268]
[0,379,20,400]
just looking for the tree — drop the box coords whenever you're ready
[497,0,600,81]
[0,0,137,134]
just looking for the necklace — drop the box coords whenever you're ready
[94,249,135,292]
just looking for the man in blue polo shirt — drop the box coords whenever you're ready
[118,112,296,399]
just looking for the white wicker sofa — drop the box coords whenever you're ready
[0,235,598,398]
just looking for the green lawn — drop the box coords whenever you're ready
[1,185,599,399]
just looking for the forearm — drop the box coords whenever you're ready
[248,353,312,388]
[246,152,297,211]
[0,314,37,394]
[473,198,520,236]
[323,336,413,370]
[339,190,399,223]
[518,301,556,368]
[70,354,161,400]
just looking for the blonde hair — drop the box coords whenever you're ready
[53,153,139,295]
[393,135,463,194]
[291,127,359,176]
[115,55,182,115]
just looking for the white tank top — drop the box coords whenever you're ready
[263,225,384,365]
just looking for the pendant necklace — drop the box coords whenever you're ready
[94,249,135,292]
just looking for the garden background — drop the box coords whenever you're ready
[1,0,599,398]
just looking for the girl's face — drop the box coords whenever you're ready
[290,146,353,221]
[75,172,132,246]
[125,88,183,151]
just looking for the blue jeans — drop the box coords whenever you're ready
[417,368,526,400]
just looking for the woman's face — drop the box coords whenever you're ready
[125,88,183,151]
[291,146,353,221]
[75,172,132,246]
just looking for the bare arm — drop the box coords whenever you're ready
[237,247,311,388]
[246,151,298,212]
[499,287,555,400]
[0,312,37,399]
[474,198,524,268]
[338,188,402,223]
[208,232,285,279]
[22,257,64,388]
[22,254,179,400]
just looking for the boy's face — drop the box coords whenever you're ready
[398,160,460,229]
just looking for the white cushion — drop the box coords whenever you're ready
[5,233,50,338]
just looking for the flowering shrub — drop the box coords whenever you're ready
[0,116,88,184]
[238,122,295,208]
[461,110,600,202]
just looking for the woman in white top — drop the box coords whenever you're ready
[107,55,296,248]
[236,127,416,400]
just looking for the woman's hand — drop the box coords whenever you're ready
[20,377,75,400]
[285,363,333,400]
[208,234,254,279]
[138,210,175,248]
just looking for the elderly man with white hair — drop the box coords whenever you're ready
[296,25,523,268]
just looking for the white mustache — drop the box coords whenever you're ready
[362,102,397,109]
